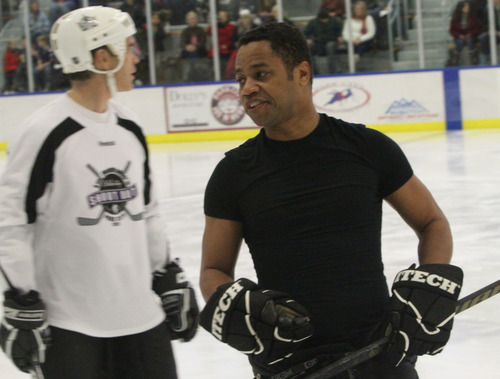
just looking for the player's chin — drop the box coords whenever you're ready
[118,81,134,92]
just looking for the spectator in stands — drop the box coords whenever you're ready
[320,0,345,19]
[2,39,20,94]
[304,9,343,74]
[33,34,53,91]
[181,10,207,75]
[234,9,257,42]
[261,4,294,25]
[14,36,31,92]
[152,10,171,82]
[448,1,482,66]
[217,0,240,20]
[256,0,275,13]
[341,0,376,61]
[365,0,391,49]
[207,10,235,80]
[28,0,51,41]
[48,0,77,25]
[255,0,276,23]
[180,10,208,81]
[225,9,258,79]
[478,0,500,64]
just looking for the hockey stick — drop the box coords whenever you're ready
[305,279,500,379]
[29,362,45,379]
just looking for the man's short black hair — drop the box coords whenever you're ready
[237,22,313,83]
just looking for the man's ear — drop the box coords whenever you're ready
[93,47,117,71]
[295,61,312,86]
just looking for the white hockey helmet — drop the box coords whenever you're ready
[50,6,136,74]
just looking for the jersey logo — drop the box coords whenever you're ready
[77,162,142,226]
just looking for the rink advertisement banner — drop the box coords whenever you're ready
[163,71,446,133]
[311,71,446,130]
[164,84,258,132]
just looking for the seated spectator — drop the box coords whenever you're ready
[478,0,500,64]
[207,10,235,80]
[48,0,77,25]
[341,1,376,60]
[320,0,345,19]
[152,10,171,82]
[180,10,208,81]
[33,34,53,91]
[448,1,481,66]
[234,8,257,41]
[225,8,257,79]
[304,9,343,74]
[217,0,239,20]
[261,4,294,25]
[28,0,51,41]
[2,39,20,94]
[364,0,391,48]
[14,36,31,93]
[255,0,276,23]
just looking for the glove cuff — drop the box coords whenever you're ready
[199,278,257,342]
[392,263,463,300]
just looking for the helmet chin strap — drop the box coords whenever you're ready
[106,72,118,98]
[89,45,124,98]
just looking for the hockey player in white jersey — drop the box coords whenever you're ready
[0,6,198,378]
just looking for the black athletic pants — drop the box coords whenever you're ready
[41,323,177,379]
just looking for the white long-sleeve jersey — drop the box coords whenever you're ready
[0,94,168,337]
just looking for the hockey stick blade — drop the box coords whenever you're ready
[305,279,500,379]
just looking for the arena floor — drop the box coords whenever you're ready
[0,128,499,378]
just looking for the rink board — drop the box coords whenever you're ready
[0,66,499,149]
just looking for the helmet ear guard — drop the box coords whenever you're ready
[50,6,136,75]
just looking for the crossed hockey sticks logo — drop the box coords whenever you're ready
[77,163,143,226]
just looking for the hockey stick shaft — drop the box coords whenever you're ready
[305,279,500,379]
[30,362,45,379]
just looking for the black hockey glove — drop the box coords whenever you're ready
[153,260,199,342]
[386,263,463,366]
[199,278,314,366]
[0,290,51,373]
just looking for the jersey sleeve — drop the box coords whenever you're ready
[366,128,414,198]
[0,117,50,292]
[144,169,169,272]
[204,157,242,221]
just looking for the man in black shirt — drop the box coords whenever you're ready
[199,22,463,378]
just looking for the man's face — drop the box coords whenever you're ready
[235,41,302,129]
[218,11,228,23]
[114,36,140,92]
